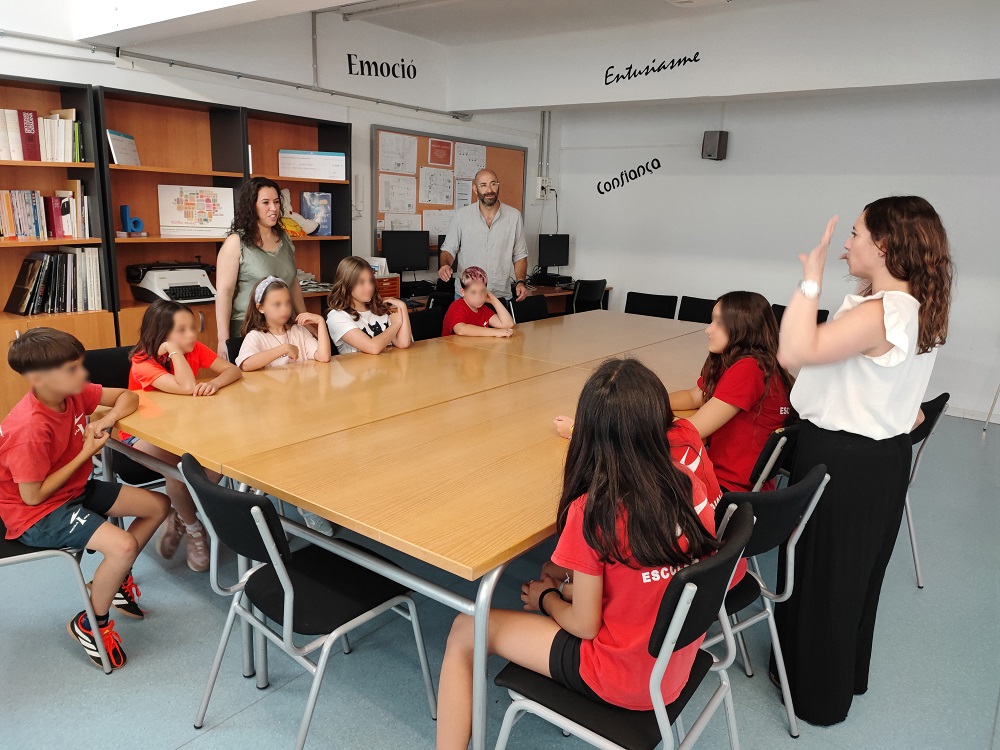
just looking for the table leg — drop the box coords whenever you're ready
[471,564,507,750]
[99,444,114,482]
[237,554,255,678]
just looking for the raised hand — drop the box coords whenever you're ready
[799,216,839,284]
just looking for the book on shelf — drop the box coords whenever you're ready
[0,182,89,241]
[3,247,103,316]
[106,129,140,166]
[0,108,82,163]
[299,192,332,235]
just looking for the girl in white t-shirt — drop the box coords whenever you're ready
[236,276,331,371]
[326,256,412,355]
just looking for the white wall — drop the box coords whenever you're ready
[547,82,1000,418]
[448,0,1000,111]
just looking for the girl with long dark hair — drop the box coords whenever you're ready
[436,358,720,750]
[122,299,241,572]
[774,196,954,725]
[215,177,309,359]
[555,290,793,492]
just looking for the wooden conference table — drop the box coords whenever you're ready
[108,310,705,749]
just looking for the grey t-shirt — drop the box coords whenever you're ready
[440,202,528,299]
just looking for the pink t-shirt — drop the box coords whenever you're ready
[236,325,320,368]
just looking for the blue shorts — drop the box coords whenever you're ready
[18,480,121,550]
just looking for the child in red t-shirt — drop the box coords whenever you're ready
[122,299,241,572]
[441,266,515,338]
[0,329,169,669]
[669,291,794,491]
[436,359,722,749]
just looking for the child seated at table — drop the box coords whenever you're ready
[436,359,720,750]
[441,266,515,338]
[121,299,241,573]
[236,276,331,371]
[0,328,169,669]
[326,256,412,355]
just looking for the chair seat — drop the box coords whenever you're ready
[0,535,35,560]
[723,572,761,614]
[244,543,408,635]
[494,649,714,750]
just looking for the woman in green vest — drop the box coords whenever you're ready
[215,176,307,358]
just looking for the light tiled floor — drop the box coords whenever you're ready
[1,415,997,749]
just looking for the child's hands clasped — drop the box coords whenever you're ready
[521,574,561,612]
[80,422,111,457]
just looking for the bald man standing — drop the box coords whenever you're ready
[438,168,529,301]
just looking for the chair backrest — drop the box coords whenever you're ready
[724,464,828,559]
[771,303,829,326]
[435,277,453,293]
[409,306,446,342]
[748,424,800,491]
[624,292,678,319]
[677,296,716,324]
[426,291,455,311]
[83,346,133,388]
[649,502,754,656]
[511,295,549,323]
[226,336,245,364]
[179,454,290,564]
[572,279,607,313]
[910,392,949,446]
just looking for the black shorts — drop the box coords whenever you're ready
[17,480,121,550]
[548,630,601,702]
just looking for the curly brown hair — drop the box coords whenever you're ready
[700,291,794,406]
[326,256,391,320]
[229,176,286,249]
[861,196,954,353]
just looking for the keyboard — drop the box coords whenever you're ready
[167,285,215,302]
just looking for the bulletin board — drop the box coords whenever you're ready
[371,125,527,256]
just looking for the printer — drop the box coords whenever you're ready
[126,261,217,304]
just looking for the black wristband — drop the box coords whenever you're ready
[516,280,526,286]
[538,587,562,617]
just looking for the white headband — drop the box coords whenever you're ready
[254,275,283,305]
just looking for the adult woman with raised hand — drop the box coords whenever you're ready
[215,177,307,359]
[774,196,954,727]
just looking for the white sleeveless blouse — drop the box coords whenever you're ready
[790,290,938,440]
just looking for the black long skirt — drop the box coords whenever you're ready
[772,419,911,726]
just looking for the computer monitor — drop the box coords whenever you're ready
[381,231,430,273]
[538,233,570,269]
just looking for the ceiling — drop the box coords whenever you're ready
[347,0,803,46]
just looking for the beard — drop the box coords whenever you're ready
[478,191,498,206]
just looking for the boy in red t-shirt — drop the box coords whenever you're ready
[0,329,169,669]
[441,266,515,337]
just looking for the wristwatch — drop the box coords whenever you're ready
[797,279,820,300]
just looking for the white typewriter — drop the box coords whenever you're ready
[126,262,217,304]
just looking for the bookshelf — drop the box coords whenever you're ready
[245,108,352,310]
[0,75,114,415]
[95,89,245,352]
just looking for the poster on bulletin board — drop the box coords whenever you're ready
[371,125,527,254]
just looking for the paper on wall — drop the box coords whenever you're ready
[418,167,454,205]
[378,131,418,174]
[377,174,417,213]
[384,213,423,231]
[454,142,486,179]
[455,179,473,208]
[423,210,456,239]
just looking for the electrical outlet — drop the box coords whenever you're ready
[535,176,552,200]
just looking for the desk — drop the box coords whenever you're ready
[577,332,708,390]
[105,311,707,749]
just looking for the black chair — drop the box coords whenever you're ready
[677,296,716,324]
[706,465,830,739]
[225,336,244,364]
[571,279,608,314]
[625,292,678,319]
[510,295,549,323]
[0,518,113,673]
[771,303,830,326]
[748,424,800,493]
[409,305,446,342]
[494,503,755,750]
[179,454,436,750]
[904,392,949,589]
[425,291,455,311]
[83,347,163,487]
